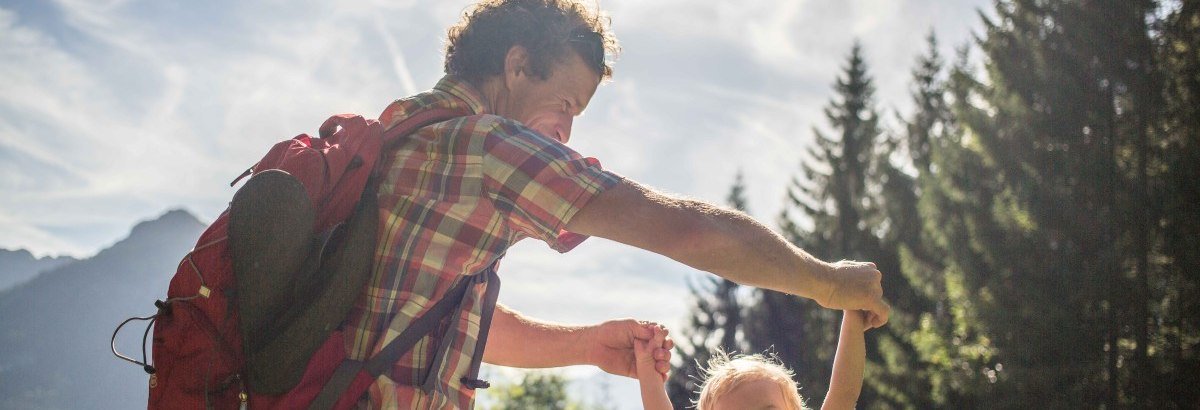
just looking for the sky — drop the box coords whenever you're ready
[0,0,992,407]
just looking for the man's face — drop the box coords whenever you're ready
[503,49,600,144]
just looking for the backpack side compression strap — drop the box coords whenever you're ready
[459,267,500,389]
[307,273,478,410]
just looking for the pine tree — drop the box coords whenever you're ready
[902,44,998,408]
[749,42,886,406]
[666,171,750,409]
[914,0,1177,406]
[933,2,1117,404]
[904,33,951,177]
[862,32,952,409]
[1150,0,1200,405]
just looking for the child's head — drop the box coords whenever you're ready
[695,351,807,410]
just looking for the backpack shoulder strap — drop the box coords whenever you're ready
[379,108,471,149]
[305,107,472,410]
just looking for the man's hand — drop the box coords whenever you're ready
[582,319,673,379]
[817,261,890,329]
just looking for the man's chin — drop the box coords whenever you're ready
[533,128,567,144]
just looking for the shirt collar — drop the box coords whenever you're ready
[434,75,491,115]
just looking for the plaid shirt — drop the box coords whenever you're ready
[340,76,621,409]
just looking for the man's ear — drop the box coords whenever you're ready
[503,45,529,90]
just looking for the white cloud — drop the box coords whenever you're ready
[0,0,991,254]
[374,15,420,96]
[0,210,91,257]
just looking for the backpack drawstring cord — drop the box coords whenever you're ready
[112,299,172,374]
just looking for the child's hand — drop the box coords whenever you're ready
[634,326,669,384]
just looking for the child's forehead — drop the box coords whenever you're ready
[711,378,798,410]
[727,358,792,378]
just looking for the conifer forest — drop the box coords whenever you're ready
[668,1,1200,408]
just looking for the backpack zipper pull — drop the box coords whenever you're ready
[238,376,249,410]
[230,165,256,187]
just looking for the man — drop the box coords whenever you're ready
[342,0,890,408]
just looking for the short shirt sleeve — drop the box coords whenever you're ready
[480,118,622,252]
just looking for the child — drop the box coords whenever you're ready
[634,310,867,410]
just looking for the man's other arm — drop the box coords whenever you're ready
[482,303,673,378]
[565,179,890,327]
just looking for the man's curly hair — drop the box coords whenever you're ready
[444,0,619,85]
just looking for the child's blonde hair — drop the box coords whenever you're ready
[695,350,807,410]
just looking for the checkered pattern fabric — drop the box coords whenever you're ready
[340,76,621,409]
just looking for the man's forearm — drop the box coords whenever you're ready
[669,198,831,300]
[481,303,588,368]
[567,180,832,301]
[481,302,669,378]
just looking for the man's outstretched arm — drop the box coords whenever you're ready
[481,303,673,378]
[565,179,890,327]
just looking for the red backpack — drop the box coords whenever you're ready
[112,108,487,409]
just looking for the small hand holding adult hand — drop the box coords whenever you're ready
[585,319,673,379]
[634,326,669,383]
[818,261,890,329]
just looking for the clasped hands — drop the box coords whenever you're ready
[815,260,890,329]
[584,319,673,379]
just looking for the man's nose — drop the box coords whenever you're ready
[560,117,574,143]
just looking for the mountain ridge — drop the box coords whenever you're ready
[0,248,78,292]
[0,208,206,409]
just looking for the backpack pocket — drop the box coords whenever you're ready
[150,298,245,409]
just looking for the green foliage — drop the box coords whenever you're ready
[908,0,1200,406]
[488,372,599,410]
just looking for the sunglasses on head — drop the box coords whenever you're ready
[568,30,605,74]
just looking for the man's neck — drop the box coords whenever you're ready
[475,76,507,118]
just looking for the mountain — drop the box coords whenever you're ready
[0,249,77,292]
[0,209,206,409]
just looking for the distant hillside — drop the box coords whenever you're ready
[0,209,206,410]
[0,249,77,292]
